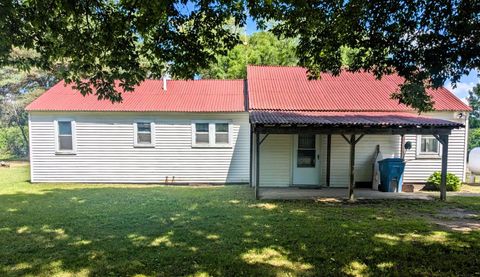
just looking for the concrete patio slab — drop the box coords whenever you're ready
[259,187,434,201]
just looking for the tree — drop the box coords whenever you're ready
[200,31,298,79]
[468,128,480,152]
[467,84,480,129]
[1,0,245,101]
[467,84,480,152]
[250,1,480,112]
[1,1,479,112]
[0,49,59,157]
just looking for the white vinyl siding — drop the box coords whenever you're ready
[257,111,467,187]
[259,134,293,186]
[403,112,467,183]
[328,135,400,187]
[29,112,249,183]
[258,134,400,187]
[328,135,350,187]
[328,112,467,185]
[29,111,467,185]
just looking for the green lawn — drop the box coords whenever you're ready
[1,165,479,276]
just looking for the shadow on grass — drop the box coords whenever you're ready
[1,185,479,276]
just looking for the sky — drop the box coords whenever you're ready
[245,16,259,35]
[445,70,479,102]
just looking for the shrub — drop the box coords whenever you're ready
[0,127,28,159]
[426,171,462,192]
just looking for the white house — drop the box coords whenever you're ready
[27,79,250,183]
[27,66,471,197]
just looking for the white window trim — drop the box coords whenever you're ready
[54,119,77,155]
[191,120,233,148]
[134,121,155,148]
[416,135,442,159]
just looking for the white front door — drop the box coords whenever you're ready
[293,134,321,185]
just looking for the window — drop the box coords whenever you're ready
[192,121,231,147]
[215,123,229,144]
[195,123,210,144]
[417,135,441,157]
[137,123,152,144]
[55,120,75,154]
[134,122,154,147]
[297,134,316,167]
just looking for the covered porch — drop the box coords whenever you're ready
[250,111,463,201]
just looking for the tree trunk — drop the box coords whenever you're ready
[18,124,29,156]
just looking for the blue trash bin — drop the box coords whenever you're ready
[378,158,406,192]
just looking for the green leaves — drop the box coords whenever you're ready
[200,31,298,79]
[468,128,480,152]
[0,49,58,157]
[1,0,478,112]
[1,0,245,101]
[391,81,435,113]
[426,171,462,192]
[250,0,480,112]
[468,84,480,128]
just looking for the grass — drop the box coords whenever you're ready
[0,164,479,276]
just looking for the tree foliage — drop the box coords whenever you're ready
[468,128,480,152]
[1,0,245,101]
[467,84,480,129]
[0,127,28,159]
[200,31,298,79]
[250,0,480,112]
[1,0,479,112]
[0,49,59,158]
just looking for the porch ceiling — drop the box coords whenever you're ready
[250,111,463,135]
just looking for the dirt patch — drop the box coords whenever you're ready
[0,161,29,168]
[460,184,480,193]
[430,219,480,232]
[429,208,480,232]
[437,207,478,219]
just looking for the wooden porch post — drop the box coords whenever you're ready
[326,134,332,187]
[349,135,356,201]
[400,134,406,158]
[249,128,253,188]
[342,134,364,201]
[255,131,260,200]
[439,134,449,201]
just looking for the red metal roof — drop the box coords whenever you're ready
[247,65,471,112]
[26,79,246,112]
[250,111,463,128]
[27,66,470,113]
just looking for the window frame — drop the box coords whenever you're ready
[191,120,232,148]
[54,119,76,155]
[416,135,441,159]
[133,121,155,148]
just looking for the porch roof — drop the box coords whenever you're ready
[251,110,457,201]
[250,111,462,134]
